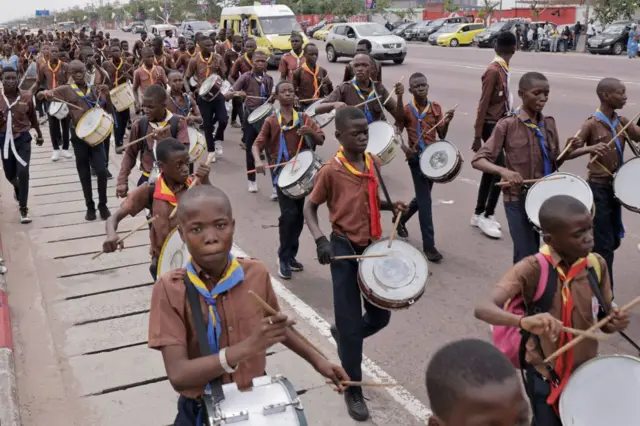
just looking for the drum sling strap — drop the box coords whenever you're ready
[138,115,180,160]
[184,270,225,426]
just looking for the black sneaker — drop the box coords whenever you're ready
[98,204,111,220]
[85,208,97,221]
[289,258,304,272]
[106,170,113,180]
[19,207,32,224]
[425,247,443,263]
[397,221,409,238]
[278,258,292,280]
[344,387,370,422]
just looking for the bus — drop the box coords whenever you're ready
[57,21,76,32]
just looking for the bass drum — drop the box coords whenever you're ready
[157,228,190,278]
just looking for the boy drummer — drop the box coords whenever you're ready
[103,138,210,280]
[132,47,168,111]
[223,35,244,128]
[102,44,133,149]
[292,43,333,110]
[303,107,407,421]
[39,60,113,221]
[166,71,202,127]
[564,77,640,290]
[394,72,455,262]
[148,184,348,425]
[252,80,324,280]
[228,38,256,85]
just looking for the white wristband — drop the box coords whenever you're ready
[219,347,238,374]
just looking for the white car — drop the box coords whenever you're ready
[325,22,407,64]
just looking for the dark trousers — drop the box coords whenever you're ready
[243,112,260,182]
[231,97,243,123]
[71,130,108,210]
[197,95,228,151]
[0,133,31,209]
[276,186,305,262]
[401,154,435,250]
[525,367,562,426]
[35,89,46,117]
[504,200,540,264]
[103,133,111,167]
[47,114,70,150]
[114,109,130,147]
[474,122,504,217]
[174,395,201,426]
[589,181,621,289]
[330,234,391,381]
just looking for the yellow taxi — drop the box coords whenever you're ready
[437,23,486,47]
[314,23,334,41]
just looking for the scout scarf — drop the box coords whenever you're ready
[142,64,158,84]
[514,108,552,176]
[351,78,376,124]
[409,97,431,151]
[302,63,320,99]
[71,83,101,108]
[113,58,124,87]
[47,60,62,88]
[199,52,214,78]
[274,109,301,183]
[335,147,382,240]
[253,73,267,100]
[1,92,27,167]
[539,245,588,413]
[152,173,192,205]
[170,93,191,116]
[492,55,513,113]
[244,53,253,68]
[289,49,303,68]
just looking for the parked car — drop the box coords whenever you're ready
[588,20,632,55]
[428,24,459,45]
[179,20,216,40]
[420,17,468,41]
[326,22,407,64]
[122,21,144,32]
[475,20,521,48]
[131,23,147,34]
[404,20,431,41]
[437,23,485,47]
[393,22,416,39]
[539,24,573,52]
[314,23,334,41]
[306,18,345,38]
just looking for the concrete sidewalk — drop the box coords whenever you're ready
[0,129,424,426]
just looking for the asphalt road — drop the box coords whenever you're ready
[115,30,640,409]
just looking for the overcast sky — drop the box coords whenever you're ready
[5,0,127,23]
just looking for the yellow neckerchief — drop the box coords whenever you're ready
[302,62,320,98]
[149,110,173,132]
[113,58,124,87]
[225,40,231,49]
[199,52,214,78]
[493,55,510,72]
[187,49,196,57]
[153,173,193,206]
[70,83,91,98]
[244,53,253,67]
[276,108,299,131]
[47,60,62,88]
[142,64,157,84]
[289,49,303,68]
[154,55,165,66]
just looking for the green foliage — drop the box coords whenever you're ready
[593,0,640,25]
[444,0,460,12]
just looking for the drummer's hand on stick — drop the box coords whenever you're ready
[444,109,455,124]
[313,359,349,393]
[472,137,482,153]
[116,183,128,198]
[297,125,316,138]
[315,236,333,265]
[499,169,523,187]
[194,163,211,184]
[333,101,347,110]
[243,313,294,354]
[392,201,409,215]
[520,313,563,342]
[603,307,630,333]
[394,81,405,97]
[589,142,611,158]
[254,159,266,175]
[102,233,123,253]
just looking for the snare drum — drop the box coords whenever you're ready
[276,151,322,199]
[189,76,197,89]
[304,99,335,128]
[157,228,189,278]
[247,103,274,132]
[75,107,114,146]
[207,375,307,425]
[198,74,224,102]
[187,127,206,163]
[357,238,428,310]
[418,140,463,183]
[365,121,401,165]
[525,172,594,229]
[560,355,640,426]
[614,156,640,213]
[48,101,69,120]
[109,82,135,112]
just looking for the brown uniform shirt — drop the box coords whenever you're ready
[102,58,133,89]
[309,155,382,247]
[223,49,241,79]
[496,247,612,379]
[254,112,324,162]
[278,51,305,81]
[472,111,560,202]
[154,53,175,70]
[474,61,510,139]
[185,54,222,87]
[215,40,231,57]
[292,65,333,101]
[229,55,253,82]
[148,257,280,398]
[324,81,391,123]
[38,60,69,89]
[133,65,168,92]
[0,91,36,134]
[166,92,200,118]
[232,72,274,111]
[117,116,190,186]
[400,101,444,149]
[175,50,196,72]
[46,84,110,126]
[343,58,381,83]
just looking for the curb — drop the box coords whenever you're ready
[0,228,21,426]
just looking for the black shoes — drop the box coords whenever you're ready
[344,387,370,421]
[425,247,443,263]
[289,258,304,272]
[85,208,97,221]
[98,204,111,220]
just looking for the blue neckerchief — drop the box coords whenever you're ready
[70,83,104,109]
[253,73,267,101]
[409,98,431,151]
[593,110,624,166]
[169,93,191,116]
[514,108,552,176]
[273,109,300,184]
[351,78,375,124]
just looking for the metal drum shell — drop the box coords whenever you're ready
[75,107,114,146]
[418,140,464,183]
[613,156,640,213]
[276,151,322,199]
[109,82,135,112]
[198,74,222,102]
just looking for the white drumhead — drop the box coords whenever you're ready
[614,157,640,209]
[360,239,428,304]
[560,355,640,425]
[366,121,394,155]
[525,172,593,228]
[305,99,324,116]
[277,151,315,188]
[49,102,64,114]
[76,108,104,137]
[187,127,201,148]
[198,75,219,95]
[220,80,231,94]
[248,103,273,123]
[157,229,190,276]
[419,140,459,178]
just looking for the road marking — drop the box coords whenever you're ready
[232,244,433,423]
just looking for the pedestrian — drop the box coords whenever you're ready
[550,25,559,53]
[627,23,638,58]
[586,19,596,51]
[241,13,249,43]
[573,20,583,51]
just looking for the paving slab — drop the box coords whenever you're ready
[37,230,148,259]
[266,349,327,392]
[29,216,141,244]
[30,169,78,179]
[56,263,154,299]
[65,312,149,356]
[55,245,151,276]
[31,180,116,196]
[30,210,102,228]
[29,174,83,186]
[31,198,119,217]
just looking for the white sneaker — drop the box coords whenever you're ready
[51,150,60,162]
[215,144,223,157]
[487,215,502,230]
[209,151,217,163]
[248,181,258,193]
[271,187,278,201]
[478,216,502,239]
[61,149,73,159]
[470,214,480,227]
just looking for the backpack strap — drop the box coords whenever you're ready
[147,181,155,213]
[169,115,180,139]
[139,116,149,154]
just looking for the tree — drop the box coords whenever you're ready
[444,0,460,13]
[592,0,640,25]
[479,0,498,24]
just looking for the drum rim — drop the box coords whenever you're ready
[247,103,274,123]
[419,141,461,179]
[157,227,182,277]
[525,172,593,227]
[613,157,640,212]
[277,151,316,188]
[76,108,113,138]
[110,82,132,94]
[198,74,220,95]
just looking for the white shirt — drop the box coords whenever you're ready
[587,24,595,36]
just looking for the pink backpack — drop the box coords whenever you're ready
[492,253,550,368]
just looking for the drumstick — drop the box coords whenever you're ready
[594,159,614,177]
[338,380,400,388]
[354,97,380,108]
[312,82,325,100]
[51,97,85,111]
[117,131,159,153]
[383,76,404,106]
[92,216,157,260]
[589,110,640,165]
[329,254,389,261]
[562,326,607,341]
[168,153,216,219]
[544,295,640,364]
[495,176,567,187]
[291,116,309,171]
[247,160,293,174]
[248,290,328,360]
[418,104,459,141]
[556,130,582,163]
[388,213,403,248]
